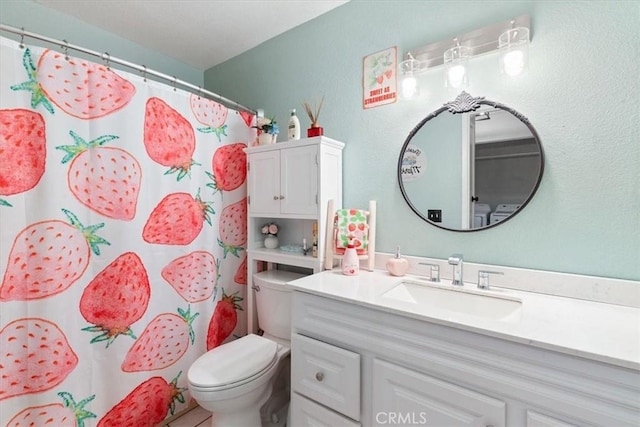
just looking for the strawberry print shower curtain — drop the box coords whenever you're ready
[0,36,255,426]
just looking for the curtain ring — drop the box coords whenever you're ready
[19,27,25,49]
[197,86,202,99]
[173,76,177,92]
[102,52,111,70]
[141,65,147,82]
[62,39,69,61]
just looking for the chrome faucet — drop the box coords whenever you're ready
[448,254,464,286]
[477,270,504,290]
[418,262,440,282]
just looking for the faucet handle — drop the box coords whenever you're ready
[418,262,440,282]
[477,270,504,290]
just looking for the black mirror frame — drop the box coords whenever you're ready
[397,92,545,232]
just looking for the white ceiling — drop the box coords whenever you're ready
[34,0,349,70]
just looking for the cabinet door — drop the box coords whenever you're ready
[248,150,280,214]
[372,359,505,427]
[526,410,578,427]
[290,393,361,427]
[281,145,318,215]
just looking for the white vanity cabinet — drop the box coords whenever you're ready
[244,137,343,333]
[290,291,640,427]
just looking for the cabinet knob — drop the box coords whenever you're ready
[279,195,285,200]
[315,372,324,382]
[273,195,279,200]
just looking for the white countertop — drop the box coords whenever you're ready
[287,269,640,371]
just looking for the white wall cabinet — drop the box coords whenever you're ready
[244,137,343,333]
[248,144,319,216]
[291,291,640,427]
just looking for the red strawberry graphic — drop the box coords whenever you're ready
[206,289,243,350]
[217,197,247,258]
[239,111,255,127]
[144,97,197,181]
[0,109,46,207]
[161,251,219,303]
[122,306,198,372]
[6,392,96,427]
[0,209,109,301]
[206,142,247,194]
[234,255,247,285]
[142,190,213,245]
[10,48,135,119]
[0,318,78,400]
[80,252,150,346]
[189,93,228,141]
[98,372,186,427]
[57,131,141,220]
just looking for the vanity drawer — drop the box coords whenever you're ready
[291,333,361,420]
[290,392,361,427]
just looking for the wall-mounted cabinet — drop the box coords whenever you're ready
[244,136,344,333]
[248,144,318,216]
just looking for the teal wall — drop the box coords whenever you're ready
[0,0,202,85]
[205,0,640,281]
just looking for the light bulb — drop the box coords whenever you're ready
[499,27,529,77]
[447,64,467,89]
[401,75,418,99]
[444,44,470,89]
[502,50,525,76]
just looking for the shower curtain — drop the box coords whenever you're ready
[0,36,255,426]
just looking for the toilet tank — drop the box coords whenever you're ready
[253,270,306,340]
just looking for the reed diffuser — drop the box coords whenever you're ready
[303,96,324,137]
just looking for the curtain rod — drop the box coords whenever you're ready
[0,23,257,115]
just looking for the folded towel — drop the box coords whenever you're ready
[334,208,369,255]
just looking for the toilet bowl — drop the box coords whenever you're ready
[187,270,305,427]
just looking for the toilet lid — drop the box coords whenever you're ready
[188,334,278,388]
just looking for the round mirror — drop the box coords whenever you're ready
[398,92,544,231]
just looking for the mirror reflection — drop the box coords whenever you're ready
[398,92,544,231]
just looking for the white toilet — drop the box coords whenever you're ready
[188,270,305,427]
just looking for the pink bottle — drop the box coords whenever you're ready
[342,241,359,276]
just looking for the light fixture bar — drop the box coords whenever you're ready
[406,15,530,70]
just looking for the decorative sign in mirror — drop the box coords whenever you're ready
[398,92,544,231]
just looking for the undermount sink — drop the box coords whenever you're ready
[379,280,522,321]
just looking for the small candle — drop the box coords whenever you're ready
[303,238,307,250]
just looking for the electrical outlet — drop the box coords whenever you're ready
[427,209,442,222]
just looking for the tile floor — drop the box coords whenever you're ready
[161,405,211,427]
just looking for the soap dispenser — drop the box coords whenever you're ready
[342,239,359,276]
[386,246,409,277]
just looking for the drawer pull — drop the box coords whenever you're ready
[273,195,279,200]
[315,372,324,382]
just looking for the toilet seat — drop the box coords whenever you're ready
[188,334,278,390]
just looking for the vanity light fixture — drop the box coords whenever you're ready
[398,15,530,97]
